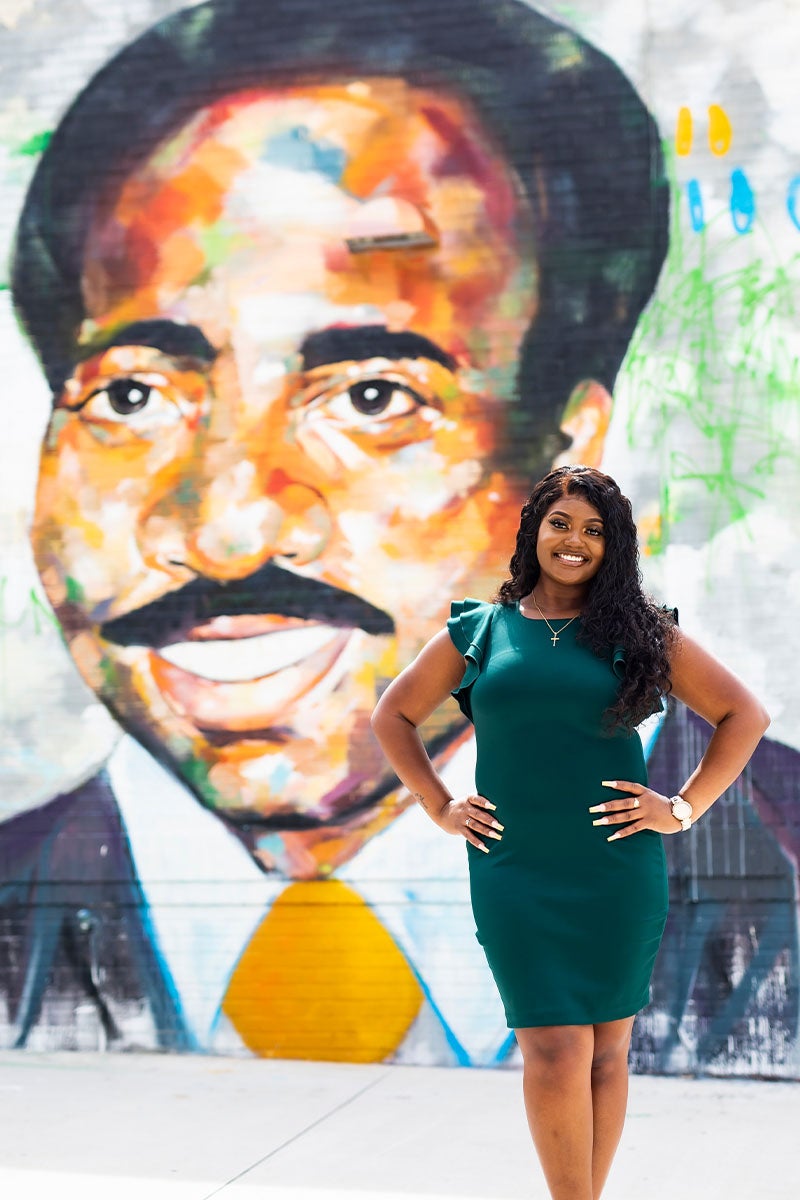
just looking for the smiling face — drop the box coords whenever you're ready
[31,81,538,858]
[535,492,606,592]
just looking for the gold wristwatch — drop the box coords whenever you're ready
[669,794,693,831]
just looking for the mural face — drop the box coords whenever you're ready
[32,83,533,854]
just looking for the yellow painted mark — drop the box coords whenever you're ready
[675,106,693,156]
[222,880,423,1061]
[708,104,732,156]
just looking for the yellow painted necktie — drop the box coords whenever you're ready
[221,879,424,1062]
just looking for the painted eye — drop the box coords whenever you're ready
[79,378,183,427]
[325,378,425,424]
[105,379,152,413]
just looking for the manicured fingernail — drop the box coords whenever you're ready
[601,780,617,788]
[479,843,490,853]
[484,801,496,810]
[607,832,621,842]
[492,821,504,831]
[593,817,609,826]
[588,804,606,813]
[488,830,502,840]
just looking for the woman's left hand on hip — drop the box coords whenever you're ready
[588,781,679,840]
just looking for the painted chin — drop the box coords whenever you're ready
[146,624,354,735]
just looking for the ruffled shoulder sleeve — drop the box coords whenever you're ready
[446,598,497,722]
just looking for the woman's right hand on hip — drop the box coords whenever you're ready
[439,794,504,853]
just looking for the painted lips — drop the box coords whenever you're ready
[148,621,353,732]
[158,624,341,680]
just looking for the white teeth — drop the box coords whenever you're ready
[557,554,585,563]
[157,625,344,682]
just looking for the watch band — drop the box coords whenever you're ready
[669,794,693,831]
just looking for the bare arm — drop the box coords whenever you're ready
[665,627,770,816]
[370,629,504,852]
[590,627,770,838]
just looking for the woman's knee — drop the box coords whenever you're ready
[517,1025,593,1078]
[591,1019,633,1078]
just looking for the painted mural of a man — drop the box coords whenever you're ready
[3,0,795,1067]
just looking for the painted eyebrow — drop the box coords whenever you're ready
[300,326,456,372]
[74,322,455,374]
[76,319,218,364]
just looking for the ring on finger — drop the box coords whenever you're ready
[465,817,472,828]
[633,798,640,808]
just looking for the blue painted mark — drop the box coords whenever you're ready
[262,125,347,183]
[686,179,704,232]
[730,168,755,234]
[268,760,294,791]
[490,1029,518,1066]
[787,175,800,231]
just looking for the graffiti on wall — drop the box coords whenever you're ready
[0,0,798,1075]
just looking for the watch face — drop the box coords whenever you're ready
[672,798,692,819]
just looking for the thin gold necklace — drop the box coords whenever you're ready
[522,592,580,647]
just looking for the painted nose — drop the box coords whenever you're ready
[151,463,332,581]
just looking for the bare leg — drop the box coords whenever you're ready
[590,1016,635,1198]
[515,1024,595,1200]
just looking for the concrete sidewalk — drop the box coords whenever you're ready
[0,1052,797,1200]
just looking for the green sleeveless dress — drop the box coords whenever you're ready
[447,598,668,1028]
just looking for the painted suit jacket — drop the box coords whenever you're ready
[0,774,192,1050]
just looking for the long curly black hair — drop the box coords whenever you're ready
[494,465,676,730]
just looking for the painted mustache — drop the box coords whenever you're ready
[99,561,394,648]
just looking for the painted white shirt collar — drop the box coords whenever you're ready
[108,733,510,1064]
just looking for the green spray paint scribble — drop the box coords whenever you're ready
[13,130,52,157]
[622,147,800,553]
[0,576,60,636]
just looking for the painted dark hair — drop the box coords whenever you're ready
[11,0,668,480]
[495,465,676,729]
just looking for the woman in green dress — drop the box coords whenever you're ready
[371,464,769,1200]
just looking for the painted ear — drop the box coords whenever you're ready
[552,379,613,469]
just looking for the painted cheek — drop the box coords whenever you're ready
[35,447,183,613]
[334,402,495,532]
[335,482,495,624]
[33,448,91,568]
